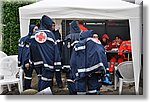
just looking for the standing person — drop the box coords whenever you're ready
[78,20,88,31]
[18,24,38,90]
[30,15,61,91]
[92,33,99,42]
[63,20,81,95]
[70,30,106,95]
[93,33,112,86]
[52,21,63,88]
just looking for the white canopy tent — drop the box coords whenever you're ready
[19,0,142,94]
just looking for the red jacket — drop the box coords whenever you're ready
[105,42,113,50]
[118,41,132,55]
[112,39,122,48]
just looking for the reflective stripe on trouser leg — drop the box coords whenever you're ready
[87,73,98,95]
[65,71,77,94]
[88,90,97,94]
[39,69,54,91]
[77,92,86,95]
[24,66,33,90]
[34,67,42,91]
[24,76,32,90]
[76,77,87,95]
[67,79,76,95]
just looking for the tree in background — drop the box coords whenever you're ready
[2,1,34,55]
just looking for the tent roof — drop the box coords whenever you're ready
[19,0,140,19]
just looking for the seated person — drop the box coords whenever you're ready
[108,35,123,73]
[100,34,112,50]
[118,40,132,60]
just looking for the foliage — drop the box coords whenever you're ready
[2,1,34,55]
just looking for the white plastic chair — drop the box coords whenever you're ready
[9,55,18,62]
[114,61,135,95]
[0,56,23,94]
[8,55,24,92]
[0,51,7,60]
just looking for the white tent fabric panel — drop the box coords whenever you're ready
[19,0,140,36]
[19,16,30,37]
[19,0,142,94]
[129,18,142,94]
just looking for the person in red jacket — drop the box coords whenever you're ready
[112,35,123,48]
[78,20,88,31]
[109,35,123,73]
[118,40,132,59]
[100,34,112,50]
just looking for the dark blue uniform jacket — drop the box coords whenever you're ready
[18,25,36,68]
[30,15,61,71]
[70,30,107,80]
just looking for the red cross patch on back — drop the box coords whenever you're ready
[35,32,47,43]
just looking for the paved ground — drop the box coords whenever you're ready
[1,70,143,95]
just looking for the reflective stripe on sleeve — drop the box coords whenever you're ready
[47,37,55,43]
[75,46,86,51]
[18,44,24,47]
[26,45,29,48]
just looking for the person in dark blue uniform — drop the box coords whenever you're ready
[70,30,107,95]
[18,24,39,90]
[92,33,112,86]
[51,21,63,88]
[30,15,61,91]
[63,20,81,94]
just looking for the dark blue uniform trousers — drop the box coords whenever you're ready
[76,73,99,95]
[24,66,42,90]
[39,68,54,91]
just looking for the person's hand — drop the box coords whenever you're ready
[112,42,116,45]
[116,43,120,46]
[105,45,109,49]
[25,63,30,70]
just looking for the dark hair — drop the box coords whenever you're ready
[36,23,40,28]
[93,31,98,35]
[52,21,55,24]
[115,35,121,39]
[78,20,84,24]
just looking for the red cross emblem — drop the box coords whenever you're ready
[35,32,47,43]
